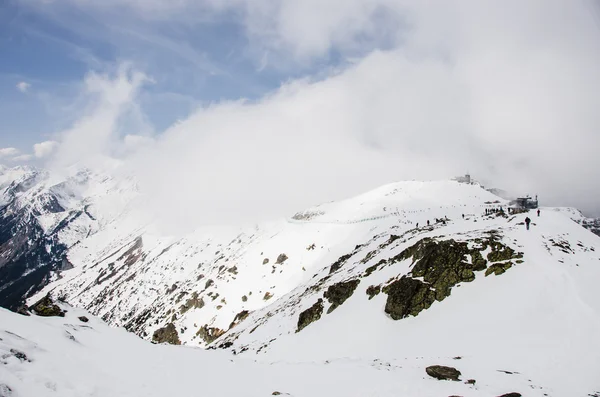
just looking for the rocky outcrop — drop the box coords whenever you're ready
[0,203,69,311]
[263,292,274,301]
[30,295,65,317]
[179,292,204,314]
[426,365,462,381]
[485,262,513,276]
[229,310,250,329]
[384,277,435,320]
[366,285,381,299]
[196,325,225,344]
[275,254,288,264]
[330,253,353,274]
[297,299,324,332]
[383,237,522,320]
[152,323,181,345]
[323,279,360,313]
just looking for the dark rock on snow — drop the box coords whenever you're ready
[152,323,181,345]
[297,299,324,332]
[323,279,360,313]
[425,365,462,381]
[30,295,65,317]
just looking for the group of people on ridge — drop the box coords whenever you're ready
[524,209,541,230]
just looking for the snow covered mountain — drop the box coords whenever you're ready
[1,166,600,396]
[0,166,138,310]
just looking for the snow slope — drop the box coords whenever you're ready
[0,305,585,397]
[1,168,599,396]
[216,207,600,396]
[32,181,506,342]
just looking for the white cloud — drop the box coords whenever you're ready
[33,141,58,158]
[16,81,31,93]
[0,148,20,158]
[27,0,600,231]
[124,134,154,148]
[49,63,151,170]
[10,154,33,162]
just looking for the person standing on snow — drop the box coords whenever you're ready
[525,216,531,230]
[537,209,540,217]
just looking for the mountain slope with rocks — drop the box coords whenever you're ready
[0,166,137,310]
[1,167,599,396]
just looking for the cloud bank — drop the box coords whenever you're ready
[33,141,58,158]
[0,148,20,159]
[36,0,600,232]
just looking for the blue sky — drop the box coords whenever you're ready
[0,0,330,153]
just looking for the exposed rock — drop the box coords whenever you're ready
[196,325,225,344]
[152,323,181,345]
[487,241,522,263]
[241,295,248,302]
[470,250,488,271]
[425,365,462,381]
[324,279,360,313]
[78,316,89,323]
[363,259,386,277]
[205,279,214,289]
[297,299,324,332]
[465,379,476,385]
[496,394,521,397]
[329,253,352,274]
[30,295,65,317]
[166,283,178,294]
[366,285,381,300]
[16,306,30,316]
[382,237,522,320]
[227,266,238,275]
[384,277,436,320]
[218,341,234,349]
[485,262,513,277]
[275,254,288,264]
[263,258,269,265]
[229,310,250,329]
[179,292,205,314]
[409,239,480,300]
[174,291,188,304]
[263,292,274,301]
[9,349,30,362]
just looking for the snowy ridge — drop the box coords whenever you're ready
[32,181,509,342]
[0,167,599,396]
